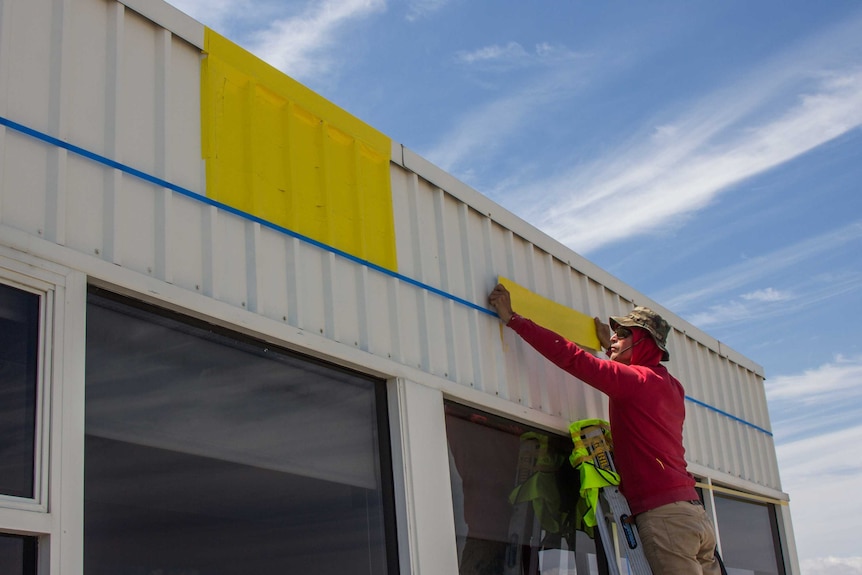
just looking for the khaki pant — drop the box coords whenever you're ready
[635,501,722,575]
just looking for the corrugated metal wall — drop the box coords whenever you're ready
[0,0,779,493]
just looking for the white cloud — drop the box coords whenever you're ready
[166,0,387,82]
[455,42,530,65]
[741,288,792,302]
[659,221,862,312]
[686,300,753,327]
[683,288,795,327]
[801,557,862,575]
[246,0,386,81]
[527,67,862,253]
[455,42,580,69]
[767,358,862,561]
[405,0,452,22]
[774,423,862,562]
[766,355,862,402]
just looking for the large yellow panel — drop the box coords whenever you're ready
[499,277,601,351]
[201,29,397,271]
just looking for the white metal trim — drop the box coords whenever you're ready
[115,0,204,49]
[388,378,460,575]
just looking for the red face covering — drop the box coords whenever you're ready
[629,327,663,367]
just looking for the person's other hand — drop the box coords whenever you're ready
[594,317,611,350]
[488,284,515,323]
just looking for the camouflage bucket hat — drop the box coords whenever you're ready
[609,306,671,362]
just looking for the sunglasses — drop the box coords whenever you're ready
[614,326,632,339]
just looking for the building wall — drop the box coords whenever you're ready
[0,0,797,573]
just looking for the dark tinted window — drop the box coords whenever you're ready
[445,402,606,574]
[0,283,40,499]
[0,533,37,575]
[84,291,396,575]
[715,493,785,575]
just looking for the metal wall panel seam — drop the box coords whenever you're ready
[416,288,431,372]
[688,341,712,467]
[201,204,217,298]
[386,277,404,364]
[431,187,458,381]
[322,250,336,340]
[154,28,173,283]
[735,422,752,482]
[102,1,124,265]
[355,265,370,353]
[0,114,778,439]
[679,341,702,467]
[46,0,73,245]
[244,220,260,313]
[283,235,300,326]
[0,126,5,222]
[155,187,172,283]
[442,299,458,381]
[710,352,742,477]
[479,216,505,397]
[0,0,10,222]
[432,187,450,290]
[456,203,482,387]
[401,172,423,280]
[0,0,10,115]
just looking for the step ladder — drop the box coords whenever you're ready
[579,425,653,575]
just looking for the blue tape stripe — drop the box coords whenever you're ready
[685,395,772,436]
[1,114,772,437]
[0,115,495,317]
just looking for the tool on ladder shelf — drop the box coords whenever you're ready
[571,421,653,575]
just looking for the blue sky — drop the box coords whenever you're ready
[164,1,862,572]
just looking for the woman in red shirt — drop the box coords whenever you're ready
[489,283,721,574]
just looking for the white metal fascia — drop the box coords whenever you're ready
[115,0,205,49]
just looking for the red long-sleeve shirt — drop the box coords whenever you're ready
[507,314,698,515]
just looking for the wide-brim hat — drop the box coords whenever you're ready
[609,306,670,362]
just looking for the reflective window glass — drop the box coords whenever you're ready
[446,402,608,575]
[714,494,785,575]
[0,283,40,499]
[0,533,37,575]
[84,291,396,575]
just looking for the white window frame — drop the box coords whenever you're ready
[0,271,52,512]
[0,250,87,575]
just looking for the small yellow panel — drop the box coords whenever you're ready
[201,29,397,271]
[498,276,601,351]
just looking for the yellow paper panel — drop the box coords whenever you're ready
[201,29,397,271]
[498,276,601,351]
